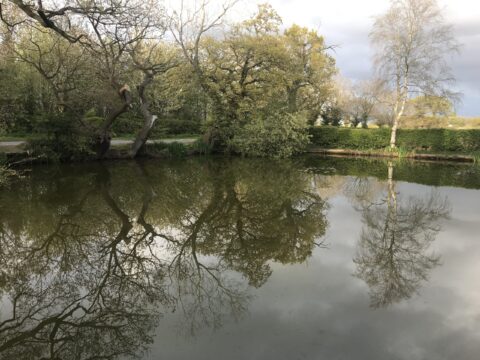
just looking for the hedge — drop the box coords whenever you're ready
[310,127,480,152]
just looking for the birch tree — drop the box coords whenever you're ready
[371,0,460,148]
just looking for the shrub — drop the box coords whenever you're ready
[159,117,201,135]
[27,113,95,161]
[230,112,311,158]
[110,113,144,137]
[0,154,16,187]
[191,139,213,155]
[148,141,188,158]
[310,127,480,152]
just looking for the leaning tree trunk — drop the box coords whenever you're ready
[96,85,133,158]
[130,72,157,158]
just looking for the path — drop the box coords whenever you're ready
[0,138,198,153]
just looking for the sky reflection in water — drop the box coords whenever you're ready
[0,157,479,360]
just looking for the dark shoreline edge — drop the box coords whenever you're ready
[307,148,476,163]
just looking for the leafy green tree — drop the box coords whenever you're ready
[281,24,336,119]
[409,95,455,117]
[229,111,311,158]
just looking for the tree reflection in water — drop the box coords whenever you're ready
[347,162,451,308]
[0,158,328,359]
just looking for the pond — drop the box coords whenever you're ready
[0,156,479,360]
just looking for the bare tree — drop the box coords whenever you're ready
[3,0,123,43]
[169,0,238,76]
[6,26,89,112]
[3,0,174,158]
[129,41,180,157]
[340,79,384,128]
[371,0,460,148]
[353,162,451,308]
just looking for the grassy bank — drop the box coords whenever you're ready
[310,127,480,161]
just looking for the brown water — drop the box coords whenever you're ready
[0,157,479,360]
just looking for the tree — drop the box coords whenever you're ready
[341,80,383,128]
[3,0,179,158]
[408,95,454,117]
[7,26,91,113]
[371,0,460,148]
[352,162,451,308]
[281,24,336,119]
[171,3,335,155]
[3,0,128,43]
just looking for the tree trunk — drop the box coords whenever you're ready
[96,85,132,158]
[390,119,398,148]
[130,114,157,158]
[390,96,407,149]
[287,86,298,113]
[130,72,156,158]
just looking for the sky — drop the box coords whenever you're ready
[237,0,480,116]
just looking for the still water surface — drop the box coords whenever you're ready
[0,157,479,359]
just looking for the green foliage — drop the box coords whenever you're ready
[159,118,201,136]
[230,112,311,158]
[148,141,188,158]
[27,114,95,161]
[191,139,213,155]
[409,95,454,117]
[310,127,480,152]
[0,154,17,187]
[110,114,145,137]
[311,127,391,149]
[2,3,336,158]
[303,156,480,188]
[321,107,343,126]
[0,166,10,187]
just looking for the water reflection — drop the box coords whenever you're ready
[0,159,328,359]
[347,162,451,308]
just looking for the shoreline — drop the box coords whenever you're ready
[307,147,477,163]
[2,141,478,166]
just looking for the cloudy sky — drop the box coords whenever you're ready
[238,0,480,116]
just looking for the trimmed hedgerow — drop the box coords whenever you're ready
[310,127,480,152]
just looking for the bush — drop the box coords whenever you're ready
[230,112,311,158]
[159,117,201,136]
[191,139,213,155]
[110,113,144,137]
[148,141,188,158]
[27,113,95,161]
[0,154,16,187]
[310,127,390,149]
[310,127,480,152]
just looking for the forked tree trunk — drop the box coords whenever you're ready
[96,85,133,158]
